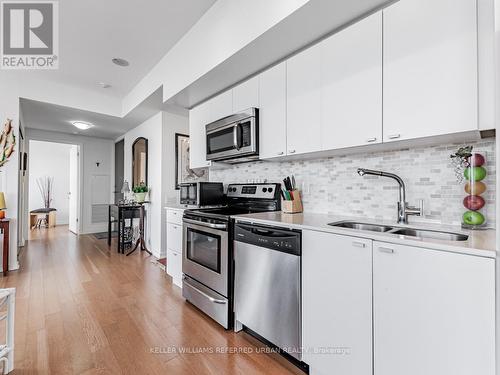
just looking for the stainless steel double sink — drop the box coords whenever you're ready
[329,221,469,242]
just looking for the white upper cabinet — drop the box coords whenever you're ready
[303,231,373,375]
[321,12,382,149]
[373,242,495,375]
[287,43,322,155]
[383,0,478,142]
[209,90,233,123]
[189,101,211,169]
[233,75,259,113]
[259,62,287,159]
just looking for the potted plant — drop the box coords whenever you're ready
[133,182,148,203]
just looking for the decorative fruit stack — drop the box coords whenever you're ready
[462,153,487,229]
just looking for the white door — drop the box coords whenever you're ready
[302,231,373,375]
[321,12,382,149]
[259,62,287,159]
[373,242,495,375]
[232,75,259,113]
[68,145,79,234]
[383,0,478,142]
[189,101,211,169]
[286,43,322,155]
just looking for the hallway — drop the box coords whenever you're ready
[5,227,300,374]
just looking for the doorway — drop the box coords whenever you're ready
[114,139,124,203]
[28,140,80,235]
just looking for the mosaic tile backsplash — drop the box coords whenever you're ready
[210,140,496,227]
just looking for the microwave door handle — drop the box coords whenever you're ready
[233,123,241,151]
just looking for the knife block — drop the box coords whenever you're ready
[281,190,303,214]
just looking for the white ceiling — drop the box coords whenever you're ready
[10,0,216,98]
[20,98,137,139]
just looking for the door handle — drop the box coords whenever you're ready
[277,152,284,156]
[387,134,401,140]
[183,276,227,304]
[183,218,227,230]
[366,138,377,143]
[233,123,241,151]
[378,247,395,254]
[352,241,366,248]
[289,150,296,154]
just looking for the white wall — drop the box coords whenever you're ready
[28,141,72,225]
[0,89,20,271]
[123,111,189,258]
[161,111,189,257]
[124,113,164,257]
[123,0,310,113]
[26,129,114,234]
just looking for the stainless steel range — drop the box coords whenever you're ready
[182,183,281,329]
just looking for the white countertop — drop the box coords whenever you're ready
[164,204,190,211]
[232,212,497,258]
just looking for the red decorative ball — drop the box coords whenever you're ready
[463,195,485,211]
[469,153,485,167]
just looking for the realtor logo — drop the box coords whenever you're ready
[1,1,59,69]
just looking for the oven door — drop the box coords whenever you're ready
[206,114,258,161]
[182,219,228,296]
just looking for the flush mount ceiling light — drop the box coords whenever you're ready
[98,82,111,89]
[112,57,129,67]
[71,121,94,130]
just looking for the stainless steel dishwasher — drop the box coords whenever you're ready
[233,222,302,360]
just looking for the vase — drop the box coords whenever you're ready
[462,152,487,229]
[134,192,146,203]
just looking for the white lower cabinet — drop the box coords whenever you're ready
[165,208,184,288]
[373,241,495,375]
[302,231,373,375]
[302,232,495,375]
[166,249,182,287]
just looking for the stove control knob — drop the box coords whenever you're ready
[262,187,268,193]
[268,188,273,193]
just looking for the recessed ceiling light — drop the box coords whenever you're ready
[72,121,94,130]
[112,58,129,67]
[98,82,111,89]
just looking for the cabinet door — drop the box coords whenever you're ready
[166,222,182,253]
[383,0,477,142]
[373,242,495,375]
[189,101,211,169]
[167,249,182,287]
[233,76,259,113]
[321,12,382,149]
[287,44,322,155]
[209,90,233,123]
[259,62,287,159]
[303,231,372,375]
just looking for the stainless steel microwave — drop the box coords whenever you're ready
[179,182,224,207]
[206,108,258,163]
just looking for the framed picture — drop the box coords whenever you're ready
[175,133,208,189]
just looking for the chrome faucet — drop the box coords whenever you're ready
[357,168,423,224]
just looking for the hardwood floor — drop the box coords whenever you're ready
[3,226,302,374]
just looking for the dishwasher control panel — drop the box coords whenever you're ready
[234,223,301,256]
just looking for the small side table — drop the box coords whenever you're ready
[0,220,9,276]
[127,202,152,257]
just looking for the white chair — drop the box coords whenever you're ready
[0,289,15,374]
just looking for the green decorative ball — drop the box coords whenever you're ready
[464,166,487,182]
[462,211,485,226]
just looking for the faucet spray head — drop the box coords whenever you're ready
[357,168,366,176]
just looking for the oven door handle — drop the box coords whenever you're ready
[183,218,227,230]
[233,123,241,151]
[183,276,227,304]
